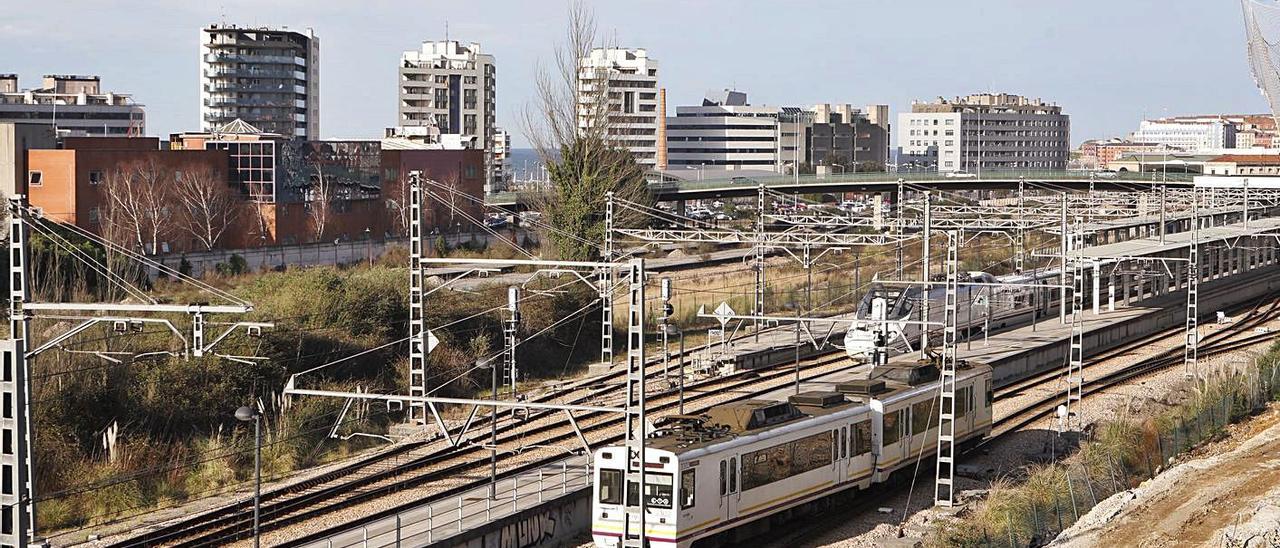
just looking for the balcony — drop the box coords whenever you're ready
[204,68,300,80]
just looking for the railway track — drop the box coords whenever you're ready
[103,312,799,547]
[990,292,1280,439]
[116,341,857,546]
[108,285,1280,546]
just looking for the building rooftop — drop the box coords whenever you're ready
[1207,154,1280,164]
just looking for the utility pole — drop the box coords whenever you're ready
[407,172,427,426]
[601,192,616,365]
[5,197,34,547]
[920,192,932,357]
[622,259,648,548]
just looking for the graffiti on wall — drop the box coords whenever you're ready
[468,495,586,548]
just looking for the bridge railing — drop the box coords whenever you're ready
[486,170,1196,204]
[654,169,1196,193]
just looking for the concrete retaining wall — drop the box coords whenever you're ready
[150,230,524,278]
[431,490,590,548]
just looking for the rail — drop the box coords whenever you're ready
[299,458,592,548]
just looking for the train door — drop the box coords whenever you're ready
[835,427,848,483]
[719,457,739,521]
[850,418,874,486]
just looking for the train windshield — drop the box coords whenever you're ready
[599,469,623,504]
[856,283,915,320]
[625,473,674,509]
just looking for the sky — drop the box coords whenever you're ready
[1,0,1269,148]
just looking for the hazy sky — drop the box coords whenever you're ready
[1,1,1268,147]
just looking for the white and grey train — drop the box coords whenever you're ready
[591,362,993,548]
[844,269,1063,362]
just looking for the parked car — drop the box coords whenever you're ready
[945,171,978,179]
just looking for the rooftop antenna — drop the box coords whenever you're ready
[445,19,449,43]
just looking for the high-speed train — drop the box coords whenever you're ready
[844,269,1063,361]
[590,361,993,548]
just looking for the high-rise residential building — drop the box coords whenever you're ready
[491,127,511,189]
[398,40,496,188]
[898,93,1070,172]
[1129,117,1235,152]
[0,74,145,136]
[200,24,320,139]
[578,48,660,168]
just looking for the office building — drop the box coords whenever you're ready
[578,48,660,168]
[0,74,144,137]
[666,90,780,170]
[1130,117,1235,152]
[398,40,496,189]
[200,24,320,139]
[898,93,1070,172]
[665,91,889,173]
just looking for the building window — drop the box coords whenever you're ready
[88,170,104,185]
[27,171,41,187]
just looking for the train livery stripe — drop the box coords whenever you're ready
[739,480,833,514]
[672,470,877,542]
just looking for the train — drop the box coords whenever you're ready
[844,269,1064,362]
[590,360,993,548]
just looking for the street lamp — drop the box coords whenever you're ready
[364,227,373,267]
[234,405,262,548]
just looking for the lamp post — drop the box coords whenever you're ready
[234,406,262,548]
[364,227,373,267]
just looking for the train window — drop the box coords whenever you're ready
[599,469,624,505]
[719,460,727,496]
[840,426,847,459]
[911,401,936,435]
[986,380,993,407]
[883,410,903,445]
[831,430,838,461]
[681,469,696,509]
[957,387,971,418]
[854,421,872,456]
[741,432,832,491]
[627,473,674,509]
[729,457,737,493]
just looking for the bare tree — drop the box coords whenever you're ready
[173,165,242,251]
[101,159,173,255]
[520,1,650,260]
[385,173,413,237]
[307,162,334,242]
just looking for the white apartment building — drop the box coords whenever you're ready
[492,127,512,189]
[200,24,319,139]
[0,74,144,136]
[666,90,780,170]
[399,40,496,188]
[898,93,1070,172]
[578,48,660,168]
[1129,118,1236,152]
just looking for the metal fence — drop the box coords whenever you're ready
[300,457,592,548]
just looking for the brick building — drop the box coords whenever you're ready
[23,130,486,254]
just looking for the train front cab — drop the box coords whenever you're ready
[593,446,683,548]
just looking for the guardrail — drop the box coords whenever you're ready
[486,171,1197,204]
[300,458,592,548]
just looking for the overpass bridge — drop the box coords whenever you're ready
[485,169,1196,208]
